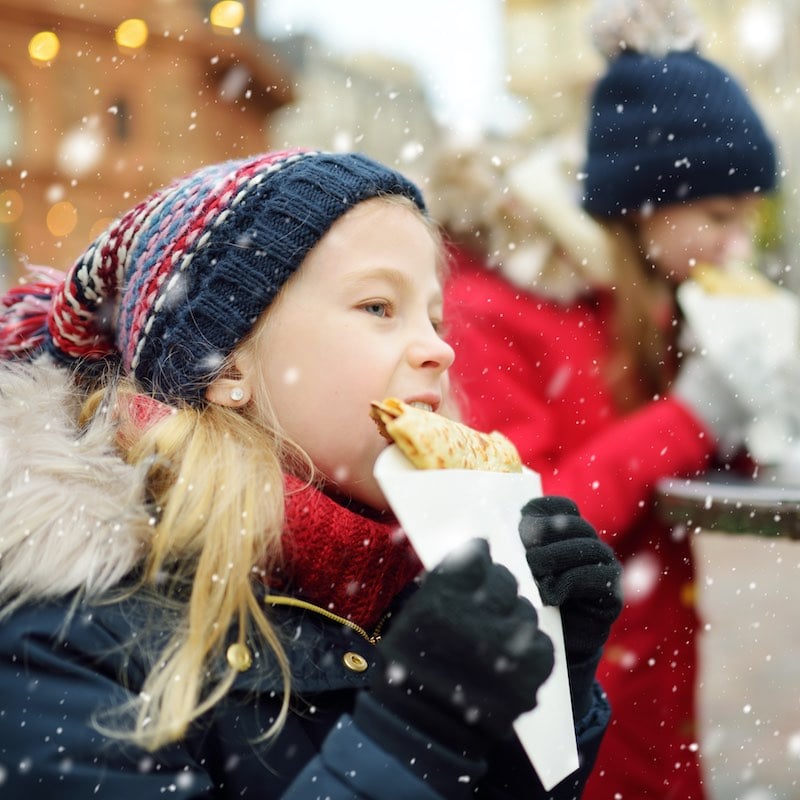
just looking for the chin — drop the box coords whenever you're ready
[326,475,391,516]
[352,486,392,515]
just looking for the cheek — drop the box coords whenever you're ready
[272,367,378,462]
[655,224,701,262]
[256,338,327,446]
[639,219,671,258]
[263,323,341,408]
[647,240,693,282]
[267,375,318,447]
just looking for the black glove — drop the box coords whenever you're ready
[369,538,555,759]
[519,496,623,719]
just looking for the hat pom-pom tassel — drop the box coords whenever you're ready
[589,0,704,60]
[0,268,64,360]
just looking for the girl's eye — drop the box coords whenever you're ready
[362,301,389,318]
[708,208,740,226]
[709,213,730,225]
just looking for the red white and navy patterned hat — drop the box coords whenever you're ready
[0,149,425,403]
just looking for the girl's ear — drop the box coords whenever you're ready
[205,353,254,408]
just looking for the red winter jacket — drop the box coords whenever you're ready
[445,247,715,799]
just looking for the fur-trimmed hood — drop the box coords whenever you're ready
[426,135,615,304]
[0,360,150,614]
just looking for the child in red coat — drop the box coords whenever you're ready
[438,0,779,796]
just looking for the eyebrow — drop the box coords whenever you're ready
[341,267,443,303]
[341,266,409,289]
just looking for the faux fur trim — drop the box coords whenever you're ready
[501,139,615,302]
[0,360,149,614]
[427,136,614,304]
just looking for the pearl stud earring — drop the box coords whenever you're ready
[230,387,245,402]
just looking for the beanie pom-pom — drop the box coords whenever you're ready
[0,267,64,360]
[589,0,704,60]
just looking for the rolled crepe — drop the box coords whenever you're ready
[692,263,776,296]
[370,397,522,473]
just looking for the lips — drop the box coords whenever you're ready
[403,394,441,413]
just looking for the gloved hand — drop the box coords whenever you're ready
[519,496,622,720]
[672,352,750,459]
[368,538,554,759]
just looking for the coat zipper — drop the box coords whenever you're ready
[263,594,388,644]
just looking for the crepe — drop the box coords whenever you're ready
[692,263,776,296]
[370,397,522,473]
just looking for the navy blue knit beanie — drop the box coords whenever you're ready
[0,149,426,404]
[581,0,778,216]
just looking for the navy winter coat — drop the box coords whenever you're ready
[0,582,609,799]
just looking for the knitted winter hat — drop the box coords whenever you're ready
[581,0,778,216]
[0,149,425,403]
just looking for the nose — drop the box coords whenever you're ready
[722,226,755,264]
[719,203,758,264]
[408,327,456,372]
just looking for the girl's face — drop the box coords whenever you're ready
[635,194,761,284]
[246,198,454,511]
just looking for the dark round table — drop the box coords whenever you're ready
[656,470,800,539]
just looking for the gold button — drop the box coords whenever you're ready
[226,643,253,672]
[343,651,368,673]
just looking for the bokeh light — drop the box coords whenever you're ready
[28,31,60,65]
[58,127,104,176]
[0,190,23,224]
[46,201,78,237]
[115,18,148,51]
[735,2,783,61]
[210,1,245,33]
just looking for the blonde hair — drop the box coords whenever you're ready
[81,192,438,751]
[81,381,295,749]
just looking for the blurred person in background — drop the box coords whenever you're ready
[436,0,780,797]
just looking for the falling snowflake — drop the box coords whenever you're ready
[623,551,660,601]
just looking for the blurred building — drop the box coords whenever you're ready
[263,42,439,188]
[0,0,292,286]
[3,0,797,288]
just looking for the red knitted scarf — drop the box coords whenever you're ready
[273,474,423,631]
